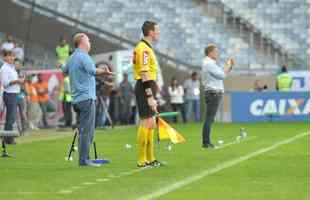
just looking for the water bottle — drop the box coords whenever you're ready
[240,128,247,139]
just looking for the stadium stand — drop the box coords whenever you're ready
[0,31,56,68]
[218,0,310,66]
[15,0,279,70]
[6,0,309,70]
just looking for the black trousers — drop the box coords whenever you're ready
[3,92,18,131]
[171,103,186,123]
[63,101,72,127]
[202,91,223,145]
[39,102,48,127]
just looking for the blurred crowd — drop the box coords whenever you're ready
[0,33,295,140]
[55,34,206,127]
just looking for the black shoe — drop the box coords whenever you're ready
[202,143,216,149]
[148,160,165,167]
[137,163,147,168]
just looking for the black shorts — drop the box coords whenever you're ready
[135,80,157,118]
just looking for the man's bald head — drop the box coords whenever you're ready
[73,33,91,52]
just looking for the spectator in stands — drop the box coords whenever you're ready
[168,77,186,123]
[0,51,24,144]
[276,65,293,91]
[59,75,72,127]
[201,44,234,148]
[95,66,114,128]
[253,80,268,92]
[1,34,15,52]
[33,74,49,128]
[119,73,134,124]
[56,36,70,65]
[13,43,24,61]
[183,72,200,122]
[15,59,28,133]
[277,64,288,74]
[25,75,40,130]
[95,77,107,128]
[108,82,120,125]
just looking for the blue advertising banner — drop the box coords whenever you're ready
[231,92,310,122]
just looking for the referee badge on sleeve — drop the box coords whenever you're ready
[143,51,149,65]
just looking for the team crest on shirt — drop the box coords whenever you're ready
[143,51,149,65]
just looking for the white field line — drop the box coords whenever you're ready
[216,136,258,149]
[17,134,73,144]
[54,135,256,195]
[137,130,310,200]
[55,167,149,194]
[0,168,148,195]
[16,125,134,144]
[4,130,303,197]
[0,134,258,196]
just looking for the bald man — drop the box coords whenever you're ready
[62,33,111,166]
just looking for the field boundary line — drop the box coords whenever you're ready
[137,130,310,200]
[17,134,73,144]
[216,136,258,149]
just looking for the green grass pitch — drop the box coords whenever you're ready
[1,122,310,200]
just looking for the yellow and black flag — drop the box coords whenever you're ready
[157,117,186,144]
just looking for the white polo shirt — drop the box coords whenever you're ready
[0,62,20,93]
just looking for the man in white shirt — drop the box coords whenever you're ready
[201,44,234,148]
[0,51,24,144]
[1,35,15,52]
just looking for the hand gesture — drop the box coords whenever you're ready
[17,77,25,85]
[226,58,235,68]
[103,67,114,75]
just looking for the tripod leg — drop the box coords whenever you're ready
[93,142,98,159]
[67,129,78,160]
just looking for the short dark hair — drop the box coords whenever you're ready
[204,44,217,56]
[191,72,198,77]
[142,21,157,37]
[3,50,14,57]
[281,66,288,73]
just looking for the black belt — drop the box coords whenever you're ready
[205,90,223,94]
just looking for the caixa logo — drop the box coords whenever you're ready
[250,98,310,116]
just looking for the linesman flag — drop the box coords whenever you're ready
[157,117,186,144]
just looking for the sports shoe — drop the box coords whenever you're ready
[137,163,147,168]
[147,160,165,167]
[202,143,217,149]
[80,160,102,167]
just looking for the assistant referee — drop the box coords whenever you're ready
[133,21,163,167]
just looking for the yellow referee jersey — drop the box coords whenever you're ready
[133,39,158,81]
